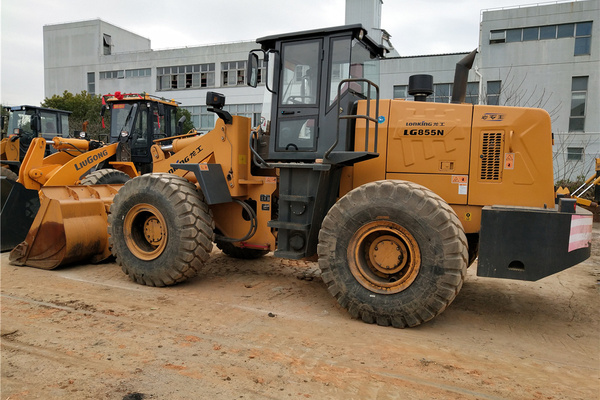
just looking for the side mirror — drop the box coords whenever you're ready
[247,52,259,88]
[100,104,109,117]
[158,103,165,116]
[177,115,186,135]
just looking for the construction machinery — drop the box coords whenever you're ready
[1,93,182,252]
[1,105,72,177]
[556,158,600,219]
[9,25,593,328]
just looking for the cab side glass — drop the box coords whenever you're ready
[247,53,259,88]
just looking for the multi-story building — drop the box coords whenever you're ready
[43,0,599,179]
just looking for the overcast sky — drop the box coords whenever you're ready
[1,0,545,106]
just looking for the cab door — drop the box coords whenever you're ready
[273,39,322,158]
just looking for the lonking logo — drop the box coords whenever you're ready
[74,149,109,171]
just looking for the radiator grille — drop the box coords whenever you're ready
[480,132,503,181]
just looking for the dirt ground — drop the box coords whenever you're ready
[1,224,599,400]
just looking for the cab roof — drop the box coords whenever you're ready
[256,24,387,58]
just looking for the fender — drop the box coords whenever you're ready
[171,163,232,205]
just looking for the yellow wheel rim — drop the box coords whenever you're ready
[123,203,167,260]
[348,220,421,294]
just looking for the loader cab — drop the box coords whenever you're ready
[248,24,386,163]
[4,105,72,160]
[104,93,179,166]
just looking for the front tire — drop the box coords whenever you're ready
[108,174,214,286]
[317,180,468,328]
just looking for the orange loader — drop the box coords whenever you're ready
[8,25,593,328]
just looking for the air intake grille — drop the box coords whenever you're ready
[480,132,503,181]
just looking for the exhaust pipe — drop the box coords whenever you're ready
[451,49,477,104]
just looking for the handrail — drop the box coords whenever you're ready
[324,78,380,160]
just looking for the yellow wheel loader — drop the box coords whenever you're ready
[1,105,72,176]
[1,93,182,253]
[9,25,593,328]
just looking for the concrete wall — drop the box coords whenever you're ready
[43,19,151,97]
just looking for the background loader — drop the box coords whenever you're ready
[8,25,593,328]
[1,105,72,179]
[1,93,182,253]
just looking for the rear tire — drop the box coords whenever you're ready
[317,180,468,328]
[81,169,131,185]
[108,173,214,286]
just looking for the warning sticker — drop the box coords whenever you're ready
[458,184,467,195]
[505,153,515,169]
[199,164,209,171]
[451,175,468,184]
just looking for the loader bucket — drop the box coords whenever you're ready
[1,177,40,252]
[9,185,121,269]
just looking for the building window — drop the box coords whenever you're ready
[186,106,214,131]
[506,29,522,43]
[557,23,574,38]
[465,82,480,105]
[539,25,557,40]
[223,104,262,127]
[99,70,124,80]
[431,83,452,103]
[522,27,539,41]
[126,68,151,78]
[393,85,407,99]
[569,76,588,132]
[103,34,112,55]
[186,103,262,131]
[574,21,592,55]
[87,72,95,96]
[157,64,215,91]
[486,81,501,105]
[221,61,246,86]
[489,21,592,54]
[567,147,584,161]
[489,30,506,44]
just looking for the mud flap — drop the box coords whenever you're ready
[477,204,593,281]
[9,185,120,269]
[1,178,40,252]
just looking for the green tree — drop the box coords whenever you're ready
[42,90,108,140]
[176,107,195,134]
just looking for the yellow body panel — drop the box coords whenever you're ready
[18,138,119,189]
[386,101,473,175]
[468,106,555,208]
[350,99,556,234]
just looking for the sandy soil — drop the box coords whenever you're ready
[1,224,598,400]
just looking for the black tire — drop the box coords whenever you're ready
[80,169,131,185]
[317,180,468,328]
[215,239,268,259]
[108,173,214,286]
[1,167,18,182]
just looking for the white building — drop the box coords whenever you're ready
[43,0,599,180]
